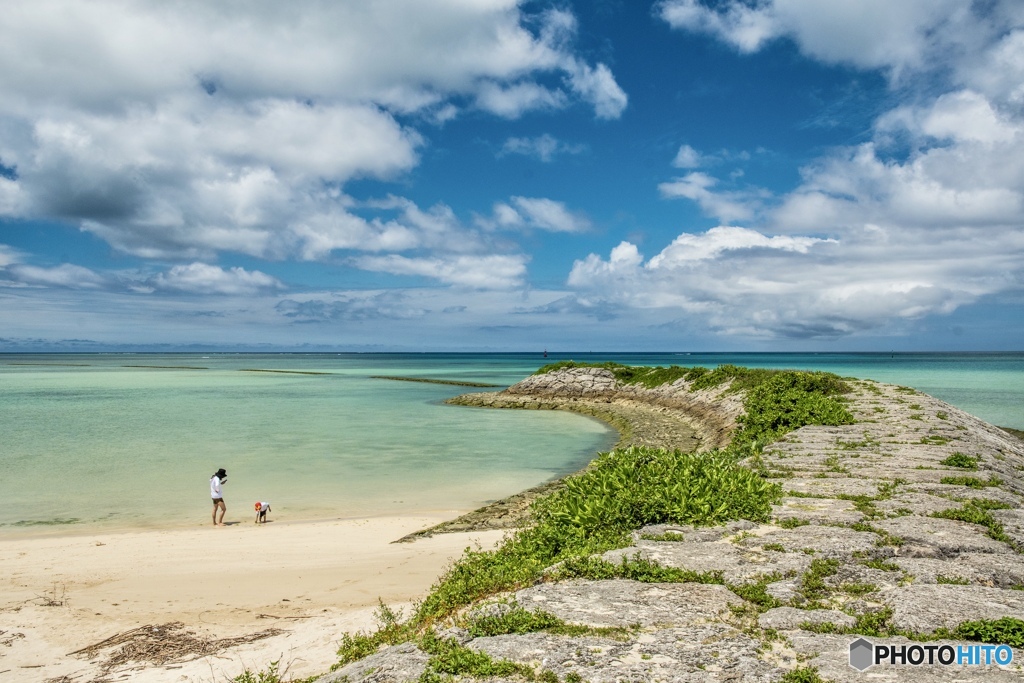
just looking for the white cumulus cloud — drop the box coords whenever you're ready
[481,196,590,233]
[499,134,585,162]
[151,263,283,295]
[633,0,1024,338]
[0,0,626,270]
[355,254,528,290]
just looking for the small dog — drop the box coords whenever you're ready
[254,501,271,524]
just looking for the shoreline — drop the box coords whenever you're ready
[0,513,507,682]
[5,366,1023,682]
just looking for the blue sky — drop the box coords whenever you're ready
[1,0,1023,351]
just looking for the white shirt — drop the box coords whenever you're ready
[210,475,224,499]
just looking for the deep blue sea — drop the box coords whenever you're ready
[1,352,1021,535]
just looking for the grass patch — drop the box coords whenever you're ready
[232,662,316,683]
[335,602,416,667]
[554,554,723,585]
[464,606,563,638]
[936,575,971,585]
[955,617,1024,647]
[932,500,1016,547]
[639,531,687,542]
[940,452,979,469]
[796,558,840,605]
[419,630,532,682]
[463,604,633,641]
[850,521,903,547]
[940,475,1002,488]
[778,518,810,529]
[862,558,900,572]
[779,665,829,683]
[763,542,787,552]
[727,574,783,612]
[415,445,780,624]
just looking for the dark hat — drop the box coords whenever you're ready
[215,468,227,478]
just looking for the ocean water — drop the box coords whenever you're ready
[1,352,1021,535]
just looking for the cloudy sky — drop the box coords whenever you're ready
[2,0,1023,351]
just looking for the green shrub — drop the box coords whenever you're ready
[955,617,1024,647]
[465,606,562,638]
[798,558,840,602]
[335,601,415,666]
[940,475,1002,488]
[535,446,782,544]
[419,631,530,681]
[780,666,828,683]
[940,453,978,469]
[734,372,853,448]
[777,517,810,529]
[639,531,687,542]
[232,662,316,683]
[932,500,1014,546]
[555,554,723,584]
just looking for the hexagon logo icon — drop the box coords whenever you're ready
[849,637,874,671]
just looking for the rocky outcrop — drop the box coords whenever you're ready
[402,369,739,539]
[327,372,1024,682]
[452,367,745,453]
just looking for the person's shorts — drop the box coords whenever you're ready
[212,497,224,503]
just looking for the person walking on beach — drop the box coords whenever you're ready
[210,468,227,526]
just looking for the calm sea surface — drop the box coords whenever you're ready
[1,352,1021,535]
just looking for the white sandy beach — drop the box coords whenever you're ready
[0,514,507,682]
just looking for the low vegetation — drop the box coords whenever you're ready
[331,363,859,671]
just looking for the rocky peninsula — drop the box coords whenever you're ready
[323,365,1024,683]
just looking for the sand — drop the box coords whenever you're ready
[0,513,507,682]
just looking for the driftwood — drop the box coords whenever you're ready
[68,621,283,671]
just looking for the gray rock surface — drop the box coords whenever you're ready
[758,607,856,630]
[471,625,777,682]
[319,371,1024,683]
[514,579,740,628]
[884,585,1024,632]
[320,642,429,683]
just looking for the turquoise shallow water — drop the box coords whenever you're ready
[1,352,1021,535]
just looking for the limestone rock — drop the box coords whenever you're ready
[884,584,1024,633]
[758,607,856,631]
[319,642,428,683]
[513,579,741,628]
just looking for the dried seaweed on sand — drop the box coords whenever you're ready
[68,621,283,671]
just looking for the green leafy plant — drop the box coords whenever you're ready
[940,453,979,469]
[232,662,316,683]
[335,601,415,667]
[418,630,531,682]
[955,617,1024,647]
[862,558,900,572]
[778,517,810,529]
[734,372,853,448]
[639,531,687,542]
[797,558,840,604]
[936,575,971,585]
[940,475,1002,488]
[465,605,562,638]
[779,665,828,683]
[932,500,1015,547]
